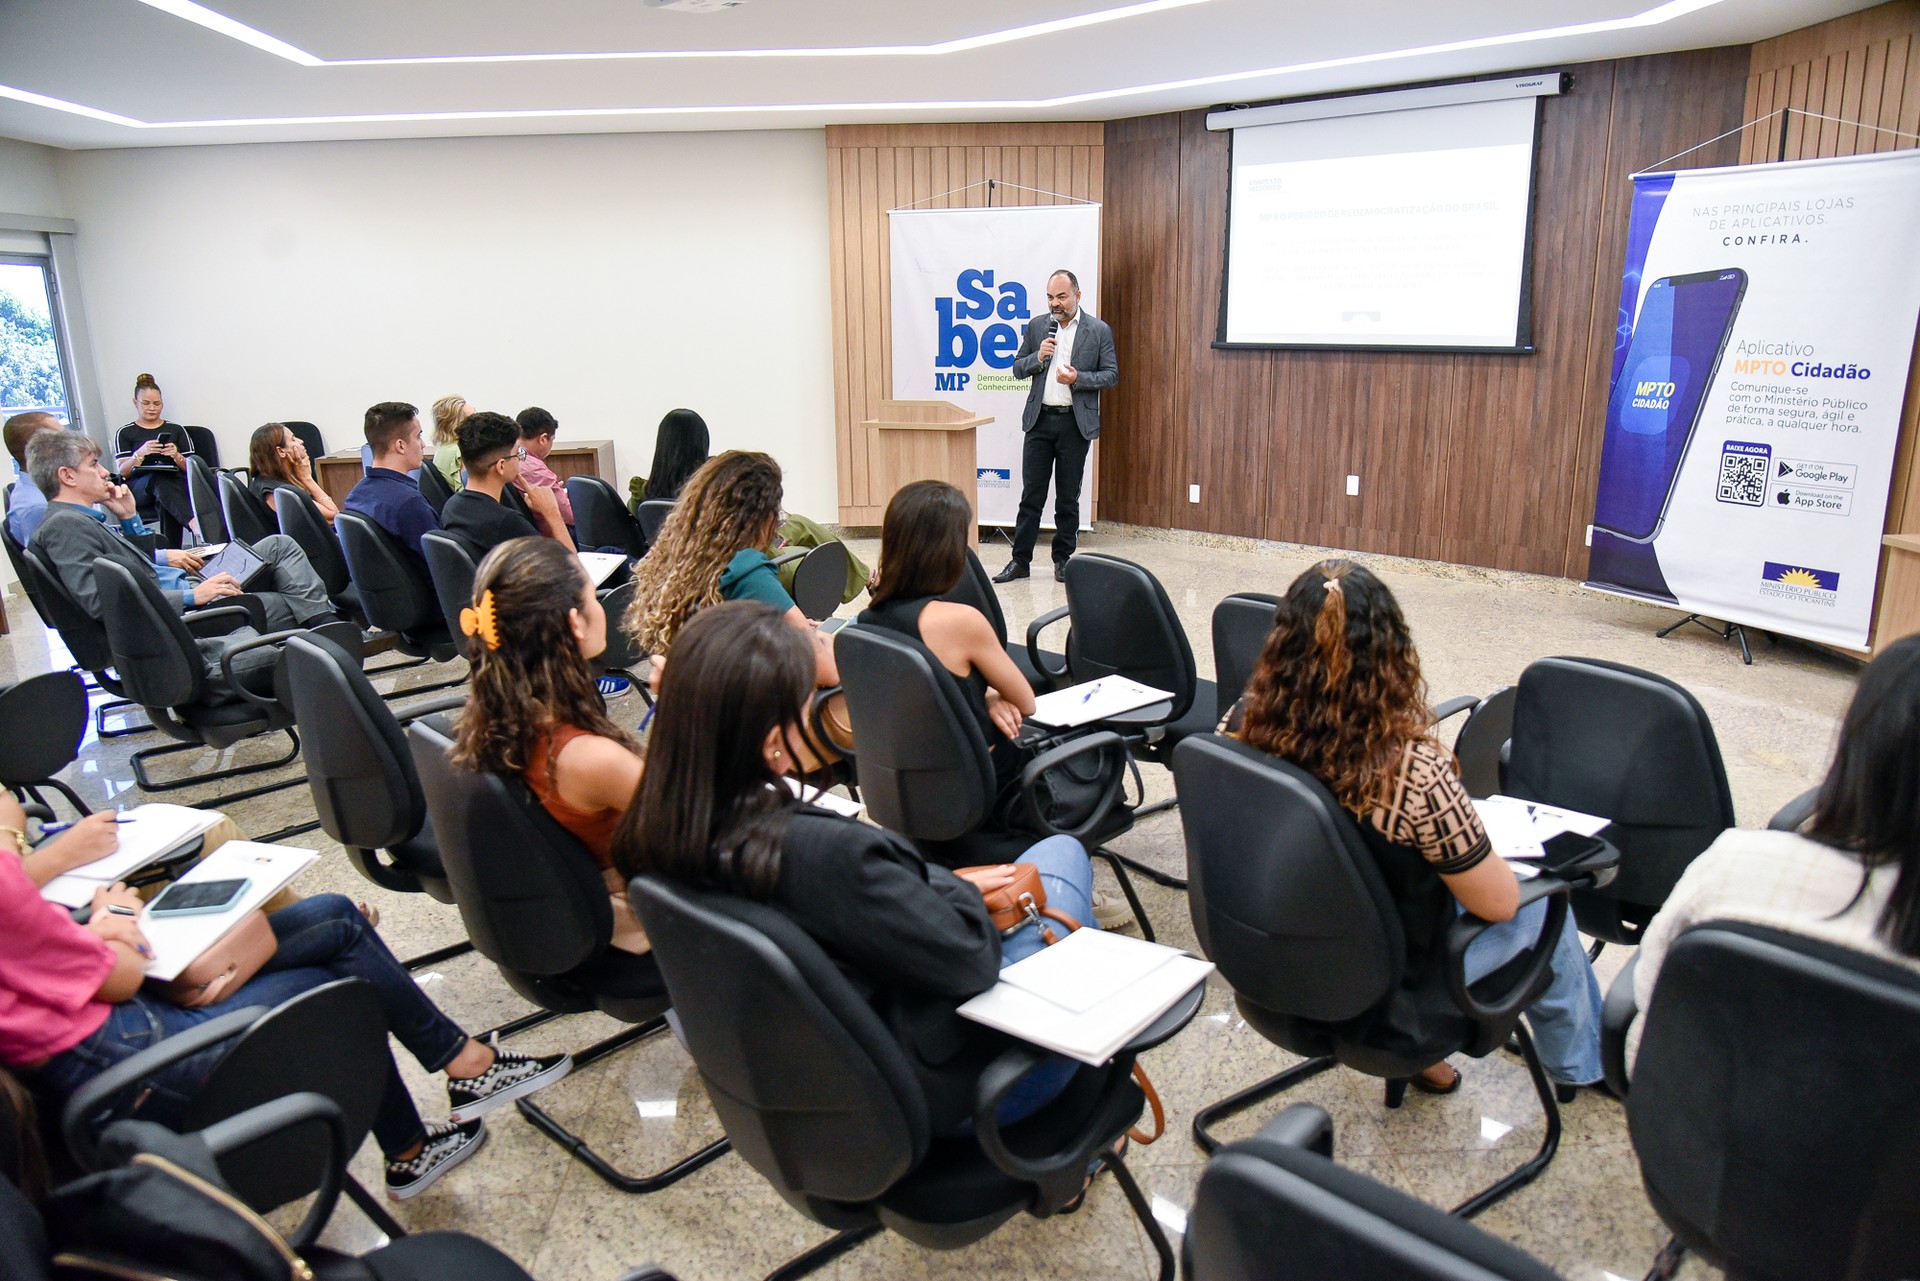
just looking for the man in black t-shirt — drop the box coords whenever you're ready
[439,412,561,563]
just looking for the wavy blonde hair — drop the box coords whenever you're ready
[430,394,471,447]
[625,450,783,657]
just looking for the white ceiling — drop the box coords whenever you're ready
[0,0,1878,150]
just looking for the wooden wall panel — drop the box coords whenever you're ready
[823,123,1104,525]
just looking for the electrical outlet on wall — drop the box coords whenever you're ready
[1189,484,1200,504]
[1345,474,1360,497]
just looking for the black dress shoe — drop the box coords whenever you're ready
[991,562,1030,584]
[1054,563,1068,583]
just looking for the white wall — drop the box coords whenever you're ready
[0,138,66,219]
[49,129,839,514]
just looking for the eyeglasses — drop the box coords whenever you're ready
[500,446,528,464]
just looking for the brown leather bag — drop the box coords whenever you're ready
[954,864,1166,1145]
[159,911,276,1009]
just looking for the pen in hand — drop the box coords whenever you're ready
[42,817,133,835]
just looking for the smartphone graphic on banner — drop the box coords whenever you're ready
[1593,268,1748,543]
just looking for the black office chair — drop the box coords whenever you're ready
[1185,1104,1567,1281]
[1209,591,1279,721]
[16,544,151,740]
[1600,922,1920,1281]
[1504,657,1734,955]
[1431,685,1517,800]
[420,530,480,657]
[280,634,472,970]
[417,457,455,516]
[216,470,277,545]
[60,978,408,1241]
[335,511,461,662]
[183,455,228,545]
[271,484,360,620]
[114,423,218,466]
[91,557,310,803]
[0,670,90,816]
[408,719,731,1195]
[568,474,647,558]
[1,489,52,626]
[940,546,1063,693]
[773,540,850,621]
[833,623,1157,938]
[636,498,674,547]
[632,873,1202,1280]
[500,482,534,522]
[1175,732,1609,1217]
[1766,784,1820,832]
[281,420,325,473]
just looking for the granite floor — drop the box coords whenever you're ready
[0,527,1861,1281]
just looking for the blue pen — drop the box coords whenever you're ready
[1079,679,1103,703]
[44,816,132,835]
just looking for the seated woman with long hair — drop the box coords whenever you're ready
[626,450,837,685]
[246,422,339,522]
[1627,634,1920,1068]
[1233,560,1604,1094]
[451,537,648,953]
[639,407,709,505]
[614,601,1097,1132]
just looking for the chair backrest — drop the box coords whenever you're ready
[1629,922,1920,1281]
[281,421,324,474]
[1062,553,1199,724]
[0,671,88,786]
[280,635,425,852]
[415,455,455,516]
[216,471,277,546]
[0,507,49,621]
[1210,592,1279,721]
[940,547,1011,643]
[91,558,209,710]
[184,456,227,544]
[1174,734,1402,1023]
[420,531,478,652]
[272,484,350,598]
[1505,657,1734,921]
[566,475,646,558]
[182,426,219,467]
[632,875,927,1208]
[335,511,441,639]
[19,545,114,673]
[789,541,849,622]
[1451,686,1515,800]
[407,719,611,977]
[833,624,994,842]
[637,499,675,547]
[500,483,533,520]
[1188,1128,1564,1281]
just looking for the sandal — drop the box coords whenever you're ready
[357,901,382,929]
[1410,1062,1463,1095]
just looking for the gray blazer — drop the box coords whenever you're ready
[1010,310,1118,440]
[32,501,172,621]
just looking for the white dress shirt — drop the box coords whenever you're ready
[1041,310,1079,407]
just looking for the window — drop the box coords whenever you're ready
[0,256,76,427]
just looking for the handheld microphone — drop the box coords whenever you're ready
[1047,317,1060,340]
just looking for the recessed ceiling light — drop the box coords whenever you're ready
[645,0,747,11]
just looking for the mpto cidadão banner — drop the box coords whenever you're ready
[1586,150,1920,649]
[889,204,1101,527]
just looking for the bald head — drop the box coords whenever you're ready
[3,412,61,469]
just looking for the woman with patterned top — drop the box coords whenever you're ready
[1231,560,1605,1094]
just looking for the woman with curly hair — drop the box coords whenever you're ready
[452,537,648,952]
[625,450,837,685]
[428,394,472,493]
[1233,560,1604,1095]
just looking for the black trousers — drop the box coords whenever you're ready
[1009,408,1091,566]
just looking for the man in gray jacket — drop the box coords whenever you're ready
[995,269,1118,584]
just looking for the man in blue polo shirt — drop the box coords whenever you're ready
[343,401,439,563]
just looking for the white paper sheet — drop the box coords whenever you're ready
[577,552,628,587]
[139,842,319,980]
[1028,676,1173,728]
[40,805,229,908]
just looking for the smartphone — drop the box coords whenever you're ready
[156,431,176,448]
[1593,268,1748,543]
[148,877,250,917]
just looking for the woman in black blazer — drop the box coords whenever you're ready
[613,600,1092,1133]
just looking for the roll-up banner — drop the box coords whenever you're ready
[1586,150,1920,650]
[888,204,1101,527]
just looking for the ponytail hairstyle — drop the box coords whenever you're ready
[613,601,811,900]
[625,450,783,657]
[430,394,471,448]
[1805,634,1920,956]
[451,537,640,775]
[248,423,295,484]
[1237,560,1432,815]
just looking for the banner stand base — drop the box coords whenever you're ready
[1654,613,1773,666]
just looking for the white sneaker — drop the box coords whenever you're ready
[1092,889,1135,930]
[385,1118,486,1200]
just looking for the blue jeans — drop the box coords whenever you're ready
[1462,897,1604,1086]
[41,894,468,1157]
[993,835,1098,1124]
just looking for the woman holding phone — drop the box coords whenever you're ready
[119,373,195,543]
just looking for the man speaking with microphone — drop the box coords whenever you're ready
[994,268,1118,583]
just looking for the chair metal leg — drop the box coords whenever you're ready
[1587,938,1606,963]
[1104,850,1188,891]
[475,1007,564,1043]
[341,1173,407,1239]
[131,730,301,793]
[1191,1056,1338,1153]
[20,779,90,818]
[1103,1152,1176,1281]
[399,939,474,971]
[1132,797,1178,819]
[254,820,321,843]
[514,1019,733,1194]
[761,1224,884,1281]
[1449,1022,1563,1219]
[1092,849,1156,942]
[93,697,152,738]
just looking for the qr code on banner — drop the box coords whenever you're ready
[1716,441,1771,507]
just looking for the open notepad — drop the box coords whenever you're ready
[1028,676,1174,729]
[140,842,319,981]
[40,805,230,909]
[577,552,628,587]
[958,929,1213,1066]
[1473,795,1609,863]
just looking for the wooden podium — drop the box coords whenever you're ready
[860,400,992,547]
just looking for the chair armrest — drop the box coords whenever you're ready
[1254,1103,1334,1158]
[198,1092,349,1250]
[217,628,308,711]
[183,605,255,638]
[63,1004,271,1167]
[769,549,806,570]
[392,692,471,724]
[1024,606,1071,682]
[1443,875,1574,1051]
[1431,694,1480,724]
[1768,785,1820,832]
[1601,951,1641,1099]
[807,685,851,762]
[972,1040,1139,1196]
[1015,730,1127,843]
